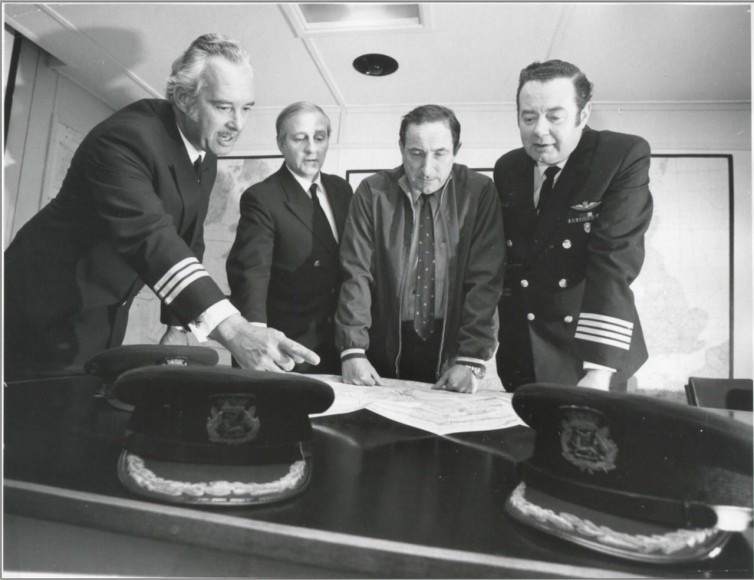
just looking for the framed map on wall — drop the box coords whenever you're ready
[632,155,732,390]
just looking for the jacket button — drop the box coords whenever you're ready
[562,239,572,249]
[558,278,568,288]
[520,279,529,288]
[506,239,513,247]
[527,313,535,321]
[564,315,574,323]
[314,260,321,267]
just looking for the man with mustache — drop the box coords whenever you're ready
[4,34,318,380]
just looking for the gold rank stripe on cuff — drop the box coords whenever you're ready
[153,257,211,305]
[575,313,633,350]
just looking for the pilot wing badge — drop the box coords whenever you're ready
[570,200,602,211]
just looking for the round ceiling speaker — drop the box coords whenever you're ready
[353,53,399,77]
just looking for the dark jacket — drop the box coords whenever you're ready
[4,99,225,378]
[336,163,505,378]
[495,127,653,389]
[226,165,352,372]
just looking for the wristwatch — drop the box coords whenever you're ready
[460,363,486,379]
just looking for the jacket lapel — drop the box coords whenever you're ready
[158,104,205,231]
[526,130,595,264]
[322,174,349,240]
[280,166,339,256]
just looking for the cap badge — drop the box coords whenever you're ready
[206,395,261,445]
[560,406,618,474]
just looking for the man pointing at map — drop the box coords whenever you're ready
[494,59,653,392]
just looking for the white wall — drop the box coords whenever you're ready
[3,38,115,247]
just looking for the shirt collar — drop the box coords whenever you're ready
[399,171,452,204]
[285,164,322,195]
[536,158,568,181]
[176,123,205,163]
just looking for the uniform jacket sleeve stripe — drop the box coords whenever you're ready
[162,270,211,305]
[577,319,633,337]
[576,326,632,344]
[575,332,631,350]
[154,257,200,293]
[579,312,634,330]
[157,262,206,300]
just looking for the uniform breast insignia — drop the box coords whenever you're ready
[206,395,261,444]
[568,201,601,225]
[570,201,602,211]
[567,213,598,224]
[560,406,618,474]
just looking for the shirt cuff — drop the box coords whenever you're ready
[188,299,239,342]
[583,361,616,373]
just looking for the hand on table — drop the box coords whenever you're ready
[432,364,479,394]
[577,368,612,391]
[341,357,382,386]
[158,326,190,346]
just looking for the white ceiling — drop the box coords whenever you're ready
[4,2,752,114]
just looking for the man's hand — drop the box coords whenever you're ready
[159,326,189,346]
[341,357,382,386]
[211,314,319,372]
[577,368,612,391]
[432,364,479,394]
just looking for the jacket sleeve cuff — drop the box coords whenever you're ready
[455,356,488,368]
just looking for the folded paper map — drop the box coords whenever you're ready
[308,374,525,436]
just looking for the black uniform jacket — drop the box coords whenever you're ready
[4,99,225,379]
[494,127,653,389]
[226,165,352,371]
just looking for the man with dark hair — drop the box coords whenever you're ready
[4,34,319,380]
[495,59,653,392]
[227,102,352,373]
[336,104,505,393]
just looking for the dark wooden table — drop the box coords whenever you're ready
[3,375,752,578]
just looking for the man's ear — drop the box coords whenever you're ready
[454,141,463,156]
[174,86,193,115]
[579,101,592,127]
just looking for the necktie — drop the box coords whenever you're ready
[536,166,561,215]
[310,184,335,243]
[414,193,435,340]
[193,156,202,184]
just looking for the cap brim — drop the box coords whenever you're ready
[118,442,312,506]
[505,482,732,564]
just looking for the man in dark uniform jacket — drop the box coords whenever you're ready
[227,102,352,373]
[495,60,653,392]
[4,34,318,380]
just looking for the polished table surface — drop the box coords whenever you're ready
[4,375,753,578]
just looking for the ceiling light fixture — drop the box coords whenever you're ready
[353,53,399,77]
